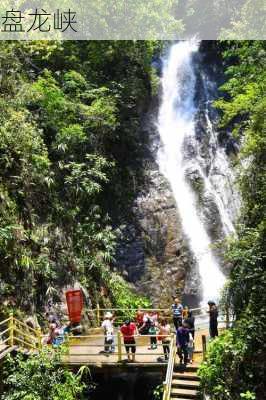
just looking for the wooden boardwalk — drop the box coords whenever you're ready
[62,328,206,367]
[0,312,215,370]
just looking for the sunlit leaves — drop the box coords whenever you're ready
[2,350,85,400]
[0,39,157,317]
[200,41,266,400]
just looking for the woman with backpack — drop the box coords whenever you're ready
[139,312,158,349]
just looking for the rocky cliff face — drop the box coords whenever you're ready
[115,100,201,308]
[114,43,239,308]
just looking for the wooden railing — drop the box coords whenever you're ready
[162,334,176,400]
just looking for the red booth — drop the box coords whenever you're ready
[65,289,83,323]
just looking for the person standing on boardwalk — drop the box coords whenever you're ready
[135,308,144,329]
[182,306,189,320]
[172,297,183,330]
[208,300,219,338]
[120,320,137,362]
[185,310,195,339]
[101,312,115,353]
[157,319,171,361]
[176,321,190,365]
[148,311,158,350]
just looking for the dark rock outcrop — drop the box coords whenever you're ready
[114,100,201,307]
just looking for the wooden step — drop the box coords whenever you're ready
[172,379,200,389]
[173,372,200,381]
[170,398,198,400]
[171,388,198,398]
[175,364,199,373]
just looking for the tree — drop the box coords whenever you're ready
[2,350,87,400]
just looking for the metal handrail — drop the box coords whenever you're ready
[162,334,176,400]
[90,307,203,312]
[0,317,11,327]
[90,306,209,326]
[13,326,38,343]
[0,314,40,354]
[13,317,39,335]
[62,333,173,362]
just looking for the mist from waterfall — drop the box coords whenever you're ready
[157,41,229,304]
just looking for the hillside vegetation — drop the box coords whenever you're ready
[0,41,159,317]
[199,41,266,400]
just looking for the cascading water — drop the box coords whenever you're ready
[157,41,234,304]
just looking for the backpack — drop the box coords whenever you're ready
[106,328,113,344]
[149,325,156,335]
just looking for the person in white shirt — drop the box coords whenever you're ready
[101,312,115,353]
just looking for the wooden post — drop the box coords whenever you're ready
[36,328,42,350]
[202,334,207,360]
[117,331,122,362]
[96,303,100,326]
[8,313,14,347]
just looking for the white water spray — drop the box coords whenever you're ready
[157,41,227,304]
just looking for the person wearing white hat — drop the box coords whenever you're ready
[101,312,115,353]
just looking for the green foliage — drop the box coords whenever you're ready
[199,41,266,400]
[199,328,259,400]
[214,41,266,136]
[153,383,164,400]
[0,40,159,315]
[2,350,86,400]
[108,273,151,310]
[240,392,256,400]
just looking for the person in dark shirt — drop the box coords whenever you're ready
[208,300,219,338]
[176,321,190,365]
[184,310,195,339]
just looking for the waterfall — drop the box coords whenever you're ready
[156,41,231,305]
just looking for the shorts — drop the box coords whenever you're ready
[124,340,136,353]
